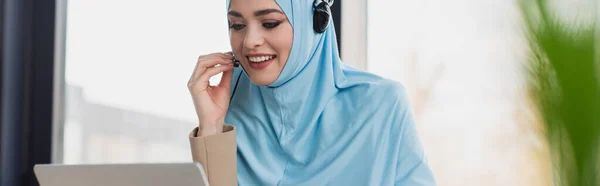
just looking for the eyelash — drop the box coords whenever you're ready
[228,21,282,31]
[262,21,281,29]
[229,24,246,31]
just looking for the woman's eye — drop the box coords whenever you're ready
[262,21,281,29]
[229,24,246,31]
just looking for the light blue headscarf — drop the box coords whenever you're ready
[225,0,436,185]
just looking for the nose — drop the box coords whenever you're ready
[243,26,264,50]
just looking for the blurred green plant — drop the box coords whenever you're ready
[520,0,599,185]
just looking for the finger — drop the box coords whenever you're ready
[190,52,235,84]
[191,58,233,81]
[219,66,234,89]
[224,51,236,59]
[198,52,234,61]
[189,58,203,83]
[195,64,234,85]
[216,52,235,59]
[199,58,233,68]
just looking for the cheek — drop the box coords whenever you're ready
[272,28,293,61]
[282,33,293,53]
[230,34,244,54]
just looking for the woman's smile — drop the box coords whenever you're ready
[246,54,277,70]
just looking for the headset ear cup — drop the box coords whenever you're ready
[313,2,331,33]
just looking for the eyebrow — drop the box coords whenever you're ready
[254,9,284,17]
[227,9,284,18]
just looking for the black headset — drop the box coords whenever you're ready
[229,0,334,103]
[313,0,334,33]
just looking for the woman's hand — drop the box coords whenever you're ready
[188,52,235,137]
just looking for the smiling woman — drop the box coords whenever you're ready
[226,3,293,85]
[187,0,436,185]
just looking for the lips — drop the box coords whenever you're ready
[246,55,276,70]
[248,55,276,63]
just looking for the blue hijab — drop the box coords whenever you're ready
[225,1,436,185]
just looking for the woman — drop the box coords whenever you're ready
[187,0,436,185]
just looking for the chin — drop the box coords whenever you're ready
[249,76,277,86]
[242,60,284,86]
[245,70,279,86]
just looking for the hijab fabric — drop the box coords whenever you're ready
[224,1,436,185]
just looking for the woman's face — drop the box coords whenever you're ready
[228,0,293,86]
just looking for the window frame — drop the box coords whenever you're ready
[51,0,358,164]
[340,1,367,70]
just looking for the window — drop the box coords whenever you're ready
[366,0,545,185]
[56,0,548,185]
[61,0,230,164]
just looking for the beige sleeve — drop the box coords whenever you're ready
[189,125,237,186]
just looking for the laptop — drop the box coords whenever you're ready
[34,162,209,186]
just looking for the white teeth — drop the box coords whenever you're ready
[248,55,274,63]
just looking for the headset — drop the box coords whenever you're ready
[313,0,334,34]
[230,56,242,104]
[229,0,333,103]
